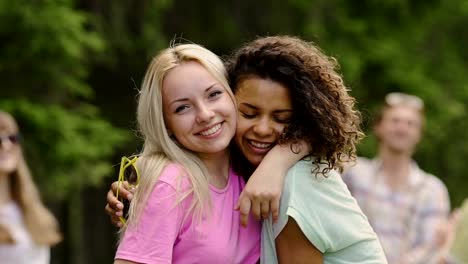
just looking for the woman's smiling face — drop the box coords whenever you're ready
[234,77,293,167]
[162,61,237,157]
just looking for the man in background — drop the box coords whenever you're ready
[343,92,450,263]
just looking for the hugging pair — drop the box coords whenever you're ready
[106,36,387,264]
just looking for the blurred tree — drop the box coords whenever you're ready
[0,0,129,198]
[293,0,468,206]
[0,0,129,263]
[79,0,172,129]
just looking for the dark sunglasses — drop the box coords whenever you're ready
[0,134,21,145]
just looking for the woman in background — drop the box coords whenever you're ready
[0,111,61,264]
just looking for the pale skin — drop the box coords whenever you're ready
[114,61,237,264]
[161,61,236,188]
[108,76,323,263]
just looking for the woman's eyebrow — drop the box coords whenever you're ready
[204,83,219,93]
[238,102,258,110]
[273,109,293,114]
[239,103,293,113]
[169,84,218,106]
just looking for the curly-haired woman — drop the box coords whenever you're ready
[226,36,385,263]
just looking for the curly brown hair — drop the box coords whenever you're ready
[226,36,364,174]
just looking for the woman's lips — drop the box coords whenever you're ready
[195,122,224,139]
[245,139,274,154]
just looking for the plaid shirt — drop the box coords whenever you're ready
[343,157,450,264]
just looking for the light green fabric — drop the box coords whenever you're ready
[261,160,387,264]
[449,198,468,264]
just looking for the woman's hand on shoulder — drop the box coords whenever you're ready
[235,164,284,227]
[235,141,310,227]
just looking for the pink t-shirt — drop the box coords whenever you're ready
[115,163,261,264]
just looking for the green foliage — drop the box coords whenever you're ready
[89,0,172,67]
[0,0,103,99]
[0,0,130,199]
[0,100,129,198]
[292,0,468,206]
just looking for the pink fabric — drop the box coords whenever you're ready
[115,163,261,264]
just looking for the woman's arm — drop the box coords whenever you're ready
[115,180,182,263]
[114,260,139,264]
[236,141,310,227]
[276,217,323,264]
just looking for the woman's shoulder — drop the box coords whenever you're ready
[287,159,341,182]
[280,161,386,260]
[284,159,353,208]
[157,162,191,189]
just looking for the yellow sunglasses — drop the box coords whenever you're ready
[116,156,140,226]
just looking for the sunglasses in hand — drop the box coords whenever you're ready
[116,156,140,226]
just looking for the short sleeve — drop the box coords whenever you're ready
[262,161,385,263]
[115,178,184,263]
[280,162,379,253]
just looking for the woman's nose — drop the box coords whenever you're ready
[195,104,215,124]
[252,118,274,137]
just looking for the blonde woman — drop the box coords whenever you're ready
[115,43,276,264]
[0,111,61,264]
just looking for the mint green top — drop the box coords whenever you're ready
[261,160,387,264]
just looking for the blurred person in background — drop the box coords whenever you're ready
[342,93,450,263]
[0,111,61,264]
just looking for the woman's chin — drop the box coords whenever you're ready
[245,155,265,168]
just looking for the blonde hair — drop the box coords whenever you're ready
[0,111,62,245]
[123,43,235,233]
[375,92,426,127]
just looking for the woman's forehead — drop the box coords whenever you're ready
[235,77,292,107]
[0,112,18,133]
